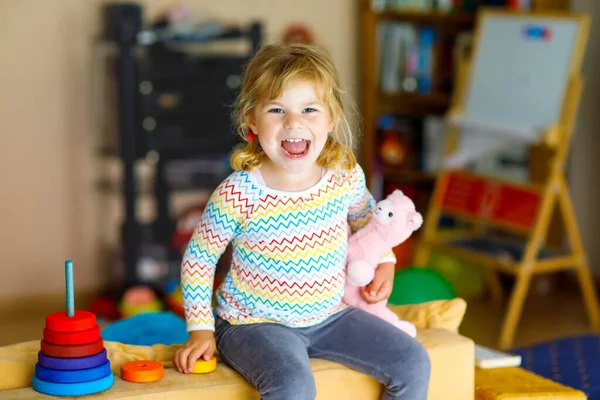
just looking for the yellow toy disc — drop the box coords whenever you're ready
[191,357,217,374]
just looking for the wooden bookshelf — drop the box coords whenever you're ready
[359,0,472,193]
[358,0,571,194]
[376,9,476,26]
[382,165,436,184]
[378,91,451,116]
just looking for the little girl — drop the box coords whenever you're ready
[173,43,430,399]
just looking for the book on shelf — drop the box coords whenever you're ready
[378,23,435,94]
[372,0,531,12]
[377,23,473,96]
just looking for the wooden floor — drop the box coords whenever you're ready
[0,278,594,350]
[461,275,594,350]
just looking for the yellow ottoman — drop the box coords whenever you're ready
[475,367,587,399]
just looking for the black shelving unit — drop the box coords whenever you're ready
[102,3,262,288]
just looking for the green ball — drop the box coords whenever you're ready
[388,267,457,305]
[429,252,485,298]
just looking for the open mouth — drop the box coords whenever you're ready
[281,138,311,158]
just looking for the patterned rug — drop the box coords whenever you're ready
[511,334,600,399]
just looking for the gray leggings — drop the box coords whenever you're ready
[215,307,430,400]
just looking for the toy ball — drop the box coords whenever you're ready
[163,281,185,318]
[166,286,183,313]
[380,133,406,165]
[388,266,457,305]
[163,279,179,296]
[102,312,189,346]
[87,297,120,321]
[429,252,485,298]
[119,286,163,318]
[171,204,206,253]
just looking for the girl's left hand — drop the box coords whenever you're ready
[360,262,395,304]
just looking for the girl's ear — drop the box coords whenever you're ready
[247,113,258,135]
[328,118,334,134]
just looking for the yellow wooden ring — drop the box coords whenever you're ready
[191,357,217,374]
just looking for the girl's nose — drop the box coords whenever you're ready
[284,112,303,130]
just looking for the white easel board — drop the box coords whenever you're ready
[459,11,583,138]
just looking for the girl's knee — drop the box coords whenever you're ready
[406,340,431,376]
[387,339,431,396]
[260,365,316,400]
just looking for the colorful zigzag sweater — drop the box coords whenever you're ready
[181,164,396,332]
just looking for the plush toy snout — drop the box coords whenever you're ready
[407,211,423,230]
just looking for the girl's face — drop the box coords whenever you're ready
[248,79,334,175]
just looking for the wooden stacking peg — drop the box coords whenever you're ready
[33,260,113,397]
[45,261,96,332]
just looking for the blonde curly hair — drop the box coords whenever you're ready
[230,43,359,172]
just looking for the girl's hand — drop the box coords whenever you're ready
[361,262,395,304]
[173,330,216,374]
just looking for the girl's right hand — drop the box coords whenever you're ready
[173,330,217,374]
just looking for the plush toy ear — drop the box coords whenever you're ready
[391,189,404,197]
[387,189,403,203]
[389,190,409,208]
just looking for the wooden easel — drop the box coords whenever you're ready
[414,9,600,350]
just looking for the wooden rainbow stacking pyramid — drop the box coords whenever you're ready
[32,260,114,396]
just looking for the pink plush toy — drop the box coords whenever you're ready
[343,189,423,337]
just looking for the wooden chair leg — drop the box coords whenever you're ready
[557,177,600,331]
[413,242,432,267]
[499,270,532,350]
[574,261,600,331]
[484,269,504,306]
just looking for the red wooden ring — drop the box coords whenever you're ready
[40,338,104,358]
[46,311,96,333]
[43,325,101,345]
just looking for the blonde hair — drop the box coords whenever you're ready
[230,43,359,172]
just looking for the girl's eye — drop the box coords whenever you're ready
[303,108,317,113]
[388,212,393,217]
[268,108,284,114]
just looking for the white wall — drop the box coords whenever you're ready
[0,0,359,301]
[571,0,600,275]
[1,0,597,304]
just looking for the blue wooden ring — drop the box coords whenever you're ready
[35,360,111,383]
[38,349,107,370]
[32,371,114,396]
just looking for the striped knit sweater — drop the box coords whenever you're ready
[181,164,396,332]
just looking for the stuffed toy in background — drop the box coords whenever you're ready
[343,190,423,337]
